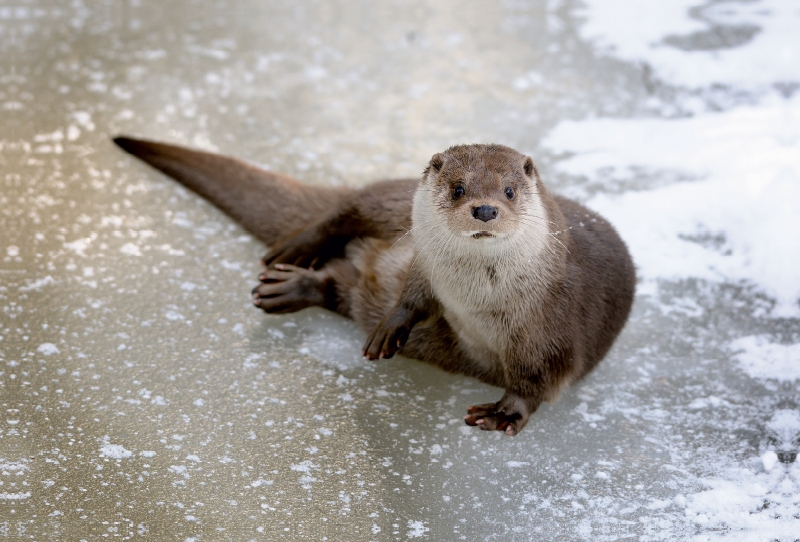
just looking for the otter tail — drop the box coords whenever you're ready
[113,136,351,246]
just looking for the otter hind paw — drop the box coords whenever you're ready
[251,264,326,314]
[261,227,335,269]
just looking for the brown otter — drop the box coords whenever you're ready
[113,137,635,436]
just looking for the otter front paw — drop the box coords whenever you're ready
[463,393,535,436]
[362,307,416,360]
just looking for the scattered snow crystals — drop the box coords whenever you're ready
[406,520,429,538]
[0,460,30,473]
[37,343,59,356]
[119,242,142,256]
[8,0,800,539]
[291,461,320,488]
[766,410,800,446]
[290,460,318,474]
[687,396,726,410]
[20,275,55,292]
[99,443,132,459]
[686,466,800,539]
[64,238,89,256]
[165,310,185,321]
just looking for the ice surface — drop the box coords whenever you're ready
[2,0,798,540]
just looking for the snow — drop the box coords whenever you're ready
[6,0,799,540]
[99,443,133,459]
[766,409,800,445]
[576,0,800,91]
[120,242,142,256]
[684,466,800,540]
[730,335,800,381]
[36,343,59,356]
[407,520,429,538]
[761,451,779,471]
[542,0,800,537]
[544,94,800,317]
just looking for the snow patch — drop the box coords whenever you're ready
[37,343,59,356]
[20,276,55,292]
[545,95,800,317]
[100,443,132,459]
[120,243,142,256]
[730,336,800,381]
[576,0,800,91]
[407,520,429,538]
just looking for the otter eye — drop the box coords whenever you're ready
[453,185,465,199]
[505,186,515,200]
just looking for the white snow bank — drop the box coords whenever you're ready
[576,0,800,90]
[544,94,800,317]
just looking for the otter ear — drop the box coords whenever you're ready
[429,153,445,173]
[523,156,538,178]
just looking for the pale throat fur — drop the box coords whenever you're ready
[410,155,567,361]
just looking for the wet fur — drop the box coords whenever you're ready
[114,137,635,435]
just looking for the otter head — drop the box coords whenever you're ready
[413,144,547,256]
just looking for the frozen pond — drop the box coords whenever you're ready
[2,0,798,540]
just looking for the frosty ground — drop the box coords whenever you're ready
[2,0,798,540]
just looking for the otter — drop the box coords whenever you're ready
[113,137,635,436]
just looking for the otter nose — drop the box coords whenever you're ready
[472,205,498,222]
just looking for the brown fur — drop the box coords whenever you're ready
[113,137,351,245]
[114,137,635,436]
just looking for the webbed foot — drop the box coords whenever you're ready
[252,264,327,314]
